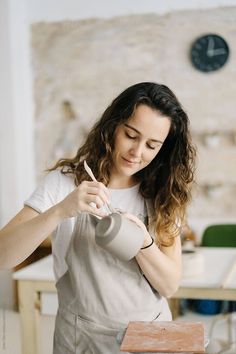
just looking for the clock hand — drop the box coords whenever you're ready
[211,48,227,56]
[207,37,215,57]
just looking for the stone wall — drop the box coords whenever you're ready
[31,7,236,236]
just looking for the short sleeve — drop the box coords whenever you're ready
[24,170,75,213]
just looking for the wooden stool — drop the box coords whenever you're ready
[120,321,205,353]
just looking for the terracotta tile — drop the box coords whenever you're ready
[120,321,205,353]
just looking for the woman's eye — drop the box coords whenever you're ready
[125,132,136,139]
[147,145,156,150]
[147,144,161,150]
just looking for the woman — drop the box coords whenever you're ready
[0,82,196,353]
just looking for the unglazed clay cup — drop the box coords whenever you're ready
[95,213,145,261]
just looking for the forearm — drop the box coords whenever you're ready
[0,179,110,270]
[0,205,63,269]
[135,243,182,298]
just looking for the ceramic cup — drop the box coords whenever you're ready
[95,213,145,261]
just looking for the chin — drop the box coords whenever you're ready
[124,167,141,178]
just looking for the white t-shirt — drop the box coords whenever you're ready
[24,170,147,281]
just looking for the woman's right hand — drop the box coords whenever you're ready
[57,180,110,219]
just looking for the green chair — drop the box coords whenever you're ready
[196,224,236,315]
[200,224,236,353]
[202,224,236,248]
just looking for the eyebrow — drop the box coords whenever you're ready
[124,123,164,144]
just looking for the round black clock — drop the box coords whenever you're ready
[190,34,230,72]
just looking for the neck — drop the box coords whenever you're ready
[108,175,138,189]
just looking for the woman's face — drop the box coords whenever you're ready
[110,104,171,188]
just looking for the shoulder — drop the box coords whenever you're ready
[43,170,75,191]
[40,169,76,201]
[24,169,76,213]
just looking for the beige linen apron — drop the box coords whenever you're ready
[53,201,172,354]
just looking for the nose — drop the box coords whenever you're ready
[130,141,144,158]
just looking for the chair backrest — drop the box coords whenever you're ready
[201,224,236,247]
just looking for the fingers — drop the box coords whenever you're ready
[85,194,107,210]
[123,213,147,233]
[77,181,111,215]
[81,182,110,206]
[80,181,110,201]
[81,181,110,198]
[85,186,110,206]
[59,180,111,219]
[123,214,151,246]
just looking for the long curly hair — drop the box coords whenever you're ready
[49,82,196,246]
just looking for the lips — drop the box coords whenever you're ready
[122,157,140,164]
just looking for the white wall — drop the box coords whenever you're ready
[0,0,35,308]
[0,0,35,227]
[27,0,236,22]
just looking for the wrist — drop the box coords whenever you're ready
[50,203,68,221]
[141,236,154,250]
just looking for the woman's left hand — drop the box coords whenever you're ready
[122,213,153,247]
[123,213,182,298]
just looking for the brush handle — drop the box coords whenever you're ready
[83,160,116,214]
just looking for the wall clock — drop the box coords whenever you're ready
[190,34,230,72]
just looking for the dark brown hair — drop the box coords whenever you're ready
[49,82,196,246]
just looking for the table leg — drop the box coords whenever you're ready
[18,280,40,354]
[168,298,180,319]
